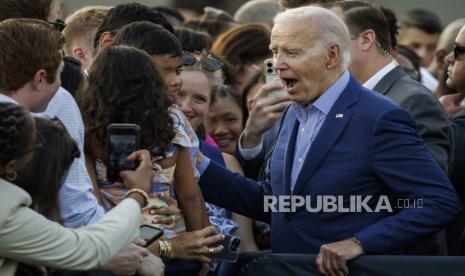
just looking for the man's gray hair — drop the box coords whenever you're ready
[234,0,283,25]
[274,6,351,71]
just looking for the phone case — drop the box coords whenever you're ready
[264,58,287,97]
[209,235,241,263]
[106,124,141,182]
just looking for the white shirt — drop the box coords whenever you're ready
[0,94,19,105]
[37,88,105,227]
[420,67,438,92]
[363,60,398,90]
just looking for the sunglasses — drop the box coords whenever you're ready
[453,45,465,60]
[182,51,222,72]
[48,19,66,32]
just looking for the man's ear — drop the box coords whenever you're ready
[435,49,448,68]
[31,69,47,90]
[359,29,377,52]
[98,32,113,49]
[326,43,341,70]
[72,47,86,61]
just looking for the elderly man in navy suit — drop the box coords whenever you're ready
[197,6,461,275]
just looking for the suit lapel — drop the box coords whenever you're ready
[283,119,300,195]
[291,77,361,196]
[373,65,405,95]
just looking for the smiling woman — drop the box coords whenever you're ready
[205,85,243,155]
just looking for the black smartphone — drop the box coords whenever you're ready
[209,235,241,263]
[106,124,140,182]
[140,225,163,247]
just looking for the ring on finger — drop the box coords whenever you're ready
[171,215,177,223]
[208,248,215,254]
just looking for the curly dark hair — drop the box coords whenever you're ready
[0,103,34,166]
[78,45,174,156]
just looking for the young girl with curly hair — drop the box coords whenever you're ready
[78,45,209,236]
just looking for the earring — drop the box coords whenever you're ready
[6,170,17,181]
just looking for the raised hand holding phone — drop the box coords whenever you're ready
[264,58,287,97]
[106,124,141,182]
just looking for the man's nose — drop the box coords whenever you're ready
[273,53,287,71]
[445,51,454,65]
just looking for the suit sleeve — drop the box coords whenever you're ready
[355,107,461,253]
[0,198,140,270]
[399,92,451,174]
[450,110,465,189]
[199,160,272,223]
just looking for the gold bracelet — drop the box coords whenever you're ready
[157,240,166,258]
[165,240,172,258]
[125,188,149,208]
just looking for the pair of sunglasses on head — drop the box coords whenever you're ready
[182,51,222,72]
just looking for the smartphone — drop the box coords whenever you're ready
[106,124,140,182]
[139,225,163,247]
[264,58,287,97]
[209,235,241,263]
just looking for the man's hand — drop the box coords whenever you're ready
[103,239,150,275]
[137,253,165,276]
[316,238,364,276]
[242,83,292,148]
[439,93,465,117]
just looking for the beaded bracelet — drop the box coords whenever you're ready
[124,188,149,208]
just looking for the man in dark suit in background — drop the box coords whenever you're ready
[327,1,451,175]
[442,25,465,255]
[197,5,461,275]
[325,0,454,256]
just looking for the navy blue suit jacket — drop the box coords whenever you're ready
[199,76,461,254]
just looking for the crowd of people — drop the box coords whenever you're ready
[1,0,465,275]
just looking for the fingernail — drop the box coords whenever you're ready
[153,219,158,223]
[220,245,224,249]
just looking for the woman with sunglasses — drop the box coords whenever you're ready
[178,52,259,256]
[0,102,156,275]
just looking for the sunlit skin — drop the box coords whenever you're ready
[246,81,264,113]
[399,27,439,68]
[177,71,211,130]
[270,18,340,106]
[446,26,465,92]
[151,54,183,96]
[205,98,243,155]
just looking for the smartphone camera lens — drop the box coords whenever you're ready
[267,68,273,73]
[267,62,273,68]
[230,237,240,251]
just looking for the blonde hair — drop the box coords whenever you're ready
[63,6,110,56]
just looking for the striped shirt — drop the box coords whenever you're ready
[38,87,105,227]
